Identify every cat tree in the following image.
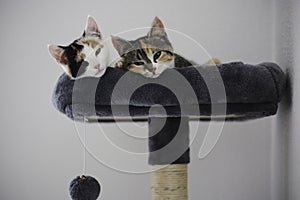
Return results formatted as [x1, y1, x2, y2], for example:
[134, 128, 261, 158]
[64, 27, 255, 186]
[52, 62, 285, 199]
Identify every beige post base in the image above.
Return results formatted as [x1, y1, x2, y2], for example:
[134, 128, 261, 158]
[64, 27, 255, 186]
[151, 164, 188, 200]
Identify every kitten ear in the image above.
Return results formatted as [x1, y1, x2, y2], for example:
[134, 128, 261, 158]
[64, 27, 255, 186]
[148, 16, 167, 37]
[111, 35, 132, 56]
[48, 45, 67, 65]
[84, 15, 102, 39]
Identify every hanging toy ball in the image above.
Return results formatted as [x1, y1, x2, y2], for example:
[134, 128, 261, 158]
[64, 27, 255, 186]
[69, 175, 101, 200]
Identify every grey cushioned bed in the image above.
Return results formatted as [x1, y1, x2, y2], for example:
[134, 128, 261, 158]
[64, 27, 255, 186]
[52, 62, 286, 122]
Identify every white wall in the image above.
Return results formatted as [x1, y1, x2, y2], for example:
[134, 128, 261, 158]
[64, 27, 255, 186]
[273, 0, 300, 199]
[0, 0, 274, 199]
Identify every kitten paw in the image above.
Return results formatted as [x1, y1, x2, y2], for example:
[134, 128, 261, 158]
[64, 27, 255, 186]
[206, 58, 221, 65]
[115, 58, 125, 68]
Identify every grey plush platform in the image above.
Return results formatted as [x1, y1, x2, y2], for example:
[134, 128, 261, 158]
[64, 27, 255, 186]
[52, 62, 286, 122]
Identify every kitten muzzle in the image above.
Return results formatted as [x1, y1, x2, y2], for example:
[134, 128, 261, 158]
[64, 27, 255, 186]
[94, 64, 101, 69]
[94, 64, 103, 75]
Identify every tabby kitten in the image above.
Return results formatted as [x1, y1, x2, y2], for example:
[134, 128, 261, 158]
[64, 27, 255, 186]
[111, 17, 192, 78]
[48, 16, 109, 79]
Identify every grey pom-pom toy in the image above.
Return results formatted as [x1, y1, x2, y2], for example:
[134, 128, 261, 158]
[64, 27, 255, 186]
[69, 175, 101, 200]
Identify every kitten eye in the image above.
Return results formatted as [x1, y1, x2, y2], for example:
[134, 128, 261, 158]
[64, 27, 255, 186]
[81, 61, 89, 67]
[153, 51, 162, 63]
[134, 61, 145, 66]
[95, 48, 101, 56]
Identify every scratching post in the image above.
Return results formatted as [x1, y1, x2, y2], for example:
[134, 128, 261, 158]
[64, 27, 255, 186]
[151, 164, 188, 200]
[149, 117, 189, 199]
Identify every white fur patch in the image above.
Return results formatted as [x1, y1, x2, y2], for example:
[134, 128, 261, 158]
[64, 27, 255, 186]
[75, 41, 110, 79]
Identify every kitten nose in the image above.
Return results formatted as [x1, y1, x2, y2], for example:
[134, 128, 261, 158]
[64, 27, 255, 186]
[152, 67, 157, 74]
[145, 63, 153, 71]
[94, 64, 100, 69]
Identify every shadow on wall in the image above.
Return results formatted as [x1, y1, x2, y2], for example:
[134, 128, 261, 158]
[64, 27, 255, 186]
[272, 0, 299, 200]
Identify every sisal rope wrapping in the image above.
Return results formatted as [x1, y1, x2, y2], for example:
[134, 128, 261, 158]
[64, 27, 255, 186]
[151, 164, 188, 200]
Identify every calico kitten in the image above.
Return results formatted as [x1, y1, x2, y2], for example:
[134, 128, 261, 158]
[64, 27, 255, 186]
[48, 16, 109, 79]
[111, 17, 192, 78]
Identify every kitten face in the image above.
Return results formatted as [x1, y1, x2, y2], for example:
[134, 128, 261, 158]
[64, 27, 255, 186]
[48, 16, 108, 79]
[112, 17, 175, 78]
